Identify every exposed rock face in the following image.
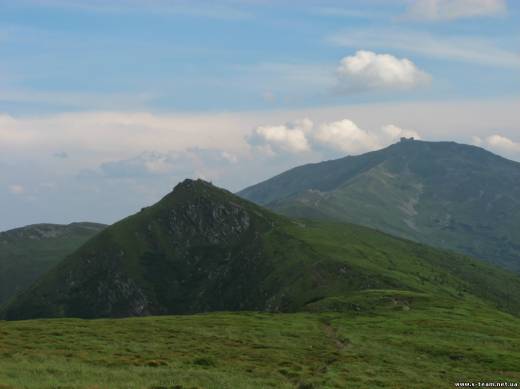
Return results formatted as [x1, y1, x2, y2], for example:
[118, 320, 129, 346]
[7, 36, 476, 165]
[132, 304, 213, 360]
[63, 247, 152, 318]
[4, 179, 520, 321]
[168, 198, 251, 245]
[1, 180, 293, 319]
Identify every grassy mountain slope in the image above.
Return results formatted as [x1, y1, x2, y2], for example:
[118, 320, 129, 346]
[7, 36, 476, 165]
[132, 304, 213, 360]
[3, 179, 520, 320]
[0, 222, 106, 305]
[239, 139, 520, 271]
[0, 303, 519, 388]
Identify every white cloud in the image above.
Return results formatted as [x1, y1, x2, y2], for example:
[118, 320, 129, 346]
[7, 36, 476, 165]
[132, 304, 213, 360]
[486, 134, 520, 152]
[8, 184, 25, 195]
[472, 136, 484, 146]
[405, 0, 507, 21]
[313, 120, 421, 155]
[329, 30, 520, 68]
[1, 101, 517, 169]
[249, 117, 422, 156]
[381, 124, 421, 141]
[1, 99, 519, 230]
[336, 50, 431, 92]
[474, 134, 520, 157]
[250, 118, 313, 153]
[314, 119, 381, 154]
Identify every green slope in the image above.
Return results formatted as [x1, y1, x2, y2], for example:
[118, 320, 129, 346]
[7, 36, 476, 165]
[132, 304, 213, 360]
[0, 304, 519, 388]
[3, 179, 520, 320]
[0, 222, 106, 305]
[239, 139, 520, 271]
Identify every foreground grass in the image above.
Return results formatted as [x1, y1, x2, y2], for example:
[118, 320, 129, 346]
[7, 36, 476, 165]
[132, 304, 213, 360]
[0, 296, 519, 389]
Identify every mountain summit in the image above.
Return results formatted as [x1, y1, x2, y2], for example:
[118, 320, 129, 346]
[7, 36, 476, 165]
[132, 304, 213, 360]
[239, 139, 520, 271]
[4, 178, 520, 320]
[4, 180, 342, 319]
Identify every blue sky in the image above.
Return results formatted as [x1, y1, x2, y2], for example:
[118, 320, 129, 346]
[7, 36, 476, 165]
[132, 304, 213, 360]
[1, 0, 519, 230]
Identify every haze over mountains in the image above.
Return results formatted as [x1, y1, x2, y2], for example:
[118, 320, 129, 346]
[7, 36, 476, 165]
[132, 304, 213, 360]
[3, 178, 520, 321]
[240, 139, 520, 271]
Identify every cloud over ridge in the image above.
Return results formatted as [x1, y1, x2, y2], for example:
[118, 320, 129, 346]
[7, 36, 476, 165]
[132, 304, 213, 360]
[250, 116, 421, 156]
[473, 134, 520, 157]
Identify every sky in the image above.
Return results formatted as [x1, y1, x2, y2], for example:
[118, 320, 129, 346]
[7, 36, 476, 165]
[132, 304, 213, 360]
[1, 0, 519, 230]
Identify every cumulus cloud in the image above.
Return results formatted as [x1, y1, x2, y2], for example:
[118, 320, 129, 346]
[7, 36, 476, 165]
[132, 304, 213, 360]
[336, 50, 431, 93]
[314, 119, 380, 154]
[486, 134, 520, 152]
[473, 134, 520, 157]
[381, 124, 421, 141]
[405, 0, 507, 21]
[1, 102, 518, 230]
[249, 118, 313, 154]
[313, 121, 421, 154]
[249, 117, 421, 156]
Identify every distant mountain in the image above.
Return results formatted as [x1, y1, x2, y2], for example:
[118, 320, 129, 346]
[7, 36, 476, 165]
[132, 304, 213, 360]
[3, 179, 520, 320]
[239, 139, 520, 271]
[0, 222, 106, 305]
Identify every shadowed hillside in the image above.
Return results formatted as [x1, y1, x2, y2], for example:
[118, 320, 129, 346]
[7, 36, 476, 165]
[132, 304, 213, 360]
[3, 179, 520, 320]
[0, 222, 106, 305]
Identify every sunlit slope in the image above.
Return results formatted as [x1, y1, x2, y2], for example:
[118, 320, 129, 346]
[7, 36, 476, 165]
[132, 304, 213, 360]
[0, 302, 519, 388]
[3, 179, 520, 320]
[239, 139, 520, 271]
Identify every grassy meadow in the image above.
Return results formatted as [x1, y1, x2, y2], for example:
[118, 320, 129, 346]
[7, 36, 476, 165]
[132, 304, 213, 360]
[1, 294, 519, 389]
[2, 183, 520, 388]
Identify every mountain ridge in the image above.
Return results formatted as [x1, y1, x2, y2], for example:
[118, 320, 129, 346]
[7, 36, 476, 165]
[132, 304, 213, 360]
[3, 178, 520, 320]
[239, 139, 520, 271]
[0, 222, 105, 236]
